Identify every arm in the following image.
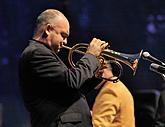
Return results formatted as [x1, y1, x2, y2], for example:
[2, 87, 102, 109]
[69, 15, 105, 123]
[20, 38, 108, 94]
[28, 46, 100, 89]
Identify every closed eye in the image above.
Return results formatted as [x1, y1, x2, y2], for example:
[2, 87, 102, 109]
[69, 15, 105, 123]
[61, 32, 69, 39]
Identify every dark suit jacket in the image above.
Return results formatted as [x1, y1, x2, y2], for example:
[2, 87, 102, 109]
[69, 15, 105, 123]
[154, 90, 165, 127]
[19, 40, 100, 127]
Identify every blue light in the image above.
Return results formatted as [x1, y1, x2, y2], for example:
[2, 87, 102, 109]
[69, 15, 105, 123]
[1, 57, 9, 65]
[79, 10, 89, 28]
[147, 22, 157, 34]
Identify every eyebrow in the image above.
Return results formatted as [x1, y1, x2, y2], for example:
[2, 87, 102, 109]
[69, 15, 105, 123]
[62, 32, 69, 38]
[64, 31, 69, 37]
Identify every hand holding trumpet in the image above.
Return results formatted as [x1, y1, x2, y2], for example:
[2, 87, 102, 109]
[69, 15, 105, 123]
[86, 38, 109, 57]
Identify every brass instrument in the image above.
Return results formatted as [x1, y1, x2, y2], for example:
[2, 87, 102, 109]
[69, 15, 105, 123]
[62, 43, 143, 82]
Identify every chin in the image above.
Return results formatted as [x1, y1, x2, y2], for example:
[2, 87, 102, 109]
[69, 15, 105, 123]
[52, 46, 60, 53]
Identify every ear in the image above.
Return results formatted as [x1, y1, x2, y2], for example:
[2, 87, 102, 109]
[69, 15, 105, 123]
[42, 24, 52, 38]
[45, 24, 52, 35]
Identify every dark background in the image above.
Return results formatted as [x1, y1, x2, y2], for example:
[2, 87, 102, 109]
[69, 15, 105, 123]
[0, 0, 164, 126]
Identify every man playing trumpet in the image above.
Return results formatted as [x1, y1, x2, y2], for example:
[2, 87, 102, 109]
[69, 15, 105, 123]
[18, 9, 108, 127]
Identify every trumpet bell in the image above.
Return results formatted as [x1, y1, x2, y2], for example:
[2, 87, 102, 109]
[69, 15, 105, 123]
[103, 49, 143, 75]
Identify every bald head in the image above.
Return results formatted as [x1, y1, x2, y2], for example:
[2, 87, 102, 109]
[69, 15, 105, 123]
[33, 9, 70, 52]
[34, 9, 68, 35]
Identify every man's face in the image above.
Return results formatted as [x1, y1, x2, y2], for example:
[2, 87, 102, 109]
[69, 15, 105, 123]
[49, 17, 70, 53]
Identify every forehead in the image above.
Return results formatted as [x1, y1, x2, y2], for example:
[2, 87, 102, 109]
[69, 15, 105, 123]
[53, 16, 70, 35]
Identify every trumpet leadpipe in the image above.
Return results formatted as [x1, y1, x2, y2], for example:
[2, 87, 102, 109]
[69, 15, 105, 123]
[62, 45, 85, 55]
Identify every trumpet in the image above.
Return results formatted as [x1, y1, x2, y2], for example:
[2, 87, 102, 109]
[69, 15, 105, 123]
[62, 43, 143, 82]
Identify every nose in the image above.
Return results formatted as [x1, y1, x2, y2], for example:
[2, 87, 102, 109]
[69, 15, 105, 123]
[63, 38, 67, 45]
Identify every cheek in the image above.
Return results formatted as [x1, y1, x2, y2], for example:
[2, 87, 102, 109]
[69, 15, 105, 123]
[50, 34, 57, 44]
[51, 36, 61, 48]
[52, 34, 62, 43]
[52, 36, 57, 43]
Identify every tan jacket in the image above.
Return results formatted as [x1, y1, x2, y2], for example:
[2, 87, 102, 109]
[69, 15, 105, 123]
[92, 80, 135, 127]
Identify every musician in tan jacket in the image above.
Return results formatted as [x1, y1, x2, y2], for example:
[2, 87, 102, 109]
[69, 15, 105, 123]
[92, 64, 135, 127]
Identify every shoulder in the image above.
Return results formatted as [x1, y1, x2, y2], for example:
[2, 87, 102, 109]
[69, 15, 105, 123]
[102, 80, 125, 92]
[100, 80, 131, 97]
[21, 40, 53, 58]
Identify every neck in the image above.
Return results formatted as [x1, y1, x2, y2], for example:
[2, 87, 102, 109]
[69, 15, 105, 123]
[31, 38, 52, 51]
